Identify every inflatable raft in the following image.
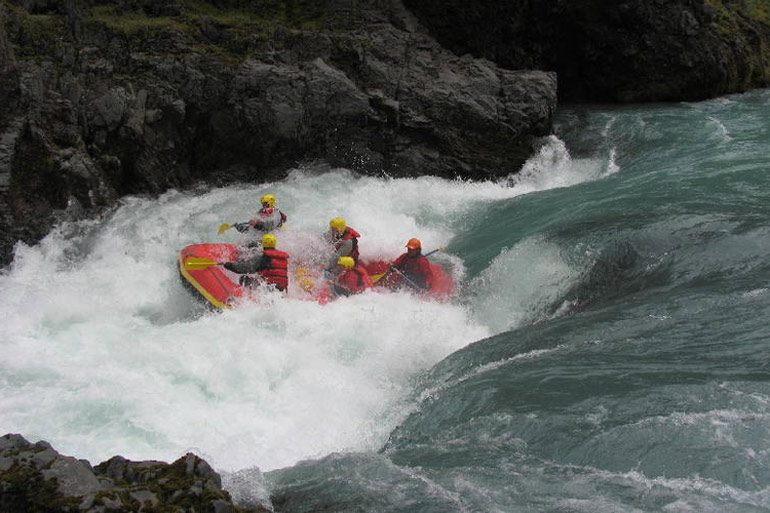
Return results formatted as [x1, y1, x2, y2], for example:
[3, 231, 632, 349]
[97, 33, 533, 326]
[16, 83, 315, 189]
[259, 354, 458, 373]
[179, 243, 455, 309]
[179, 243, 245, 309]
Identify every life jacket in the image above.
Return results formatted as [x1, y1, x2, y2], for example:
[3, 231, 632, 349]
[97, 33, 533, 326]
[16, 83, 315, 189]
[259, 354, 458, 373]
[257, 248, 289, 289]
[397, 253, 422, 275]
[335, 227, 360, 262]
[338, 264, 374, 294]
[395, 253, 431, 289]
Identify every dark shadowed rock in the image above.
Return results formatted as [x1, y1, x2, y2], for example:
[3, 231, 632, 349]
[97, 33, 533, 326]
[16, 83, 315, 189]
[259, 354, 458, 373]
[0, 0, 557, 265]
[403, 0, 770, 102]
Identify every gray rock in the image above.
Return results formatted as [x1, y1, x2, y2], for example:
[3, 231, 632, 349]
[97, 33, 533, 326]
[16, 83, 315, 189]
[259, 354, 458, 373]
[1, 433, 255, 512]
[129, 489, 159, 510]
[41, 455, 103, 497]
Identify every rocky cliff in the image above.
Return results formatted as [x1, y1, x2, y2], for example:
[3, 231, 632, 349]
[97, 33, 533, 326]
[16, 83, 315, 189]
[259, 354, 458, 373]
[3, 1, 770, 264]
[404, 0, 770, 102]
[0, 0, 557, 265]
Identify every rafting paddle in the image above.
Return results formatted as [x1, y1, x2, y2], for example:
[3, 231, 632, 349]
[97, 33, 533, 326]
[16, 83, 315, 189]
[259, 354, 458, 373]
[183, 257, 224, 271]
[388, 265, 424, 290]
[218, 222, 250, 235]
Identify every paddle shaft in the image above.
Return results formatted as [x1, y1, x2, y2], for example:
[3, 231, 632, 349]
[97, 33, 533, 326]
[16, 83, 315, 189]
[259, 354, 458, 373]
[184, 257, 225, 271]
[389, 265, 424, 290]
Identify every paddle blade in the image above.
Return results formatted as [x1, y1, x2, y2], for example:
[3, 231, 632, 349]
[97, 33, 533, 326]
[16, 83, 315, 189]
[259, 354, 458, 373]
[295, 267, 315, 293]
[218, 224, 232, 235]
[184, 257, 220, 271]
[371, 273, 386, 284]
[424, 246, 445, 258]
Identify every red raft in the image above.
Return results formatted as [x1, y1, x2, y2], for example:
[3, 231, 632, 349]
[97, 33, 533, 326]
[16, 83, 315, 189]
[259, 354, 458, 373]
[361, 259, 455, 300]
[179, 244, 245, 309]
[179, 243, 455, 309]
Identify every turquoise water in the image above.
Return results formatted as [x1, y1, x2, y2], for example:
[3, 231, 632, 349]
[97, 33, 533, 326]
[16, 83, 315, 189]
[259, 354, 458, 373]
[1, 90, 769, 511]
[266, 91, 770, 511]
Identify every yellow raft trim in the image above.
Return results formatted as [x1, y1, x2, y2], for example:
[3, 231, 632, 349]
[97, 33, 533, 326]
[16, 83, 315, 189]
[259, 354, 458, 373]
[178, 252, 232, 309]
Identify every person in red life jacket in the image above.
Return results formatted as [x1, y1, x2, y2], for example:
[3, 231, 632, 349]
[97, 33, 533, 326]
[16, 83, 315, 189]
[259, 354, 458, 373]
[223, 233, 289, 292]
[331, 256, 374, 297]
[391, 238, 433, 291]
[325, 217, 361, 271]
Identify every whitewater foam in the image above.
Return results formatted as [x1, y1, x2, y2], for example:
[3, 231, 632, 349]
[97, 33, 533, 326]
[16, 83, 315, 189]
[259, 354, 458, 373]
[0, 157, 611, 472]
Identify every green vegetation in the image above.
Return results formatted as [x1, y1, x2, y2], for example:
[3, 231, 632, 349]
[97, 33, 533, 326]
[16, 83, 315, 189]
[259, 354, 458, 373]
[731, 0, 770, 24]
[704, 0, 770, 87]
[0, 461, 81, 511]
[705, 0, 770, 27]
[87, 1, 329, 34]
[82, 0, 330, 56]
[90, 6, 190, 34]
[14, 13, 66, 57]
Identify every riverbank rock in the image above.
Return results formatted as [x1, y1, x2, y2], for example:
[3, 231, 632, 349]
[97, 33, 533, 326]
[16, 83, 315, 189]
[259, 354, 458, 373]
[404, 0, 770, 102]
[0, 433, 271, 512]
[0, 0, 557, 265]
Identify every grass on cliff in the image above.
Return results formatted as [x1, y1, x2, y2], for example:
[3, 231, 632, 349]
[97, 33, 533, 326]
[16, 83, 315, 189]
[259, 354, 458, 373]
[15, 14, 63, 57]
[704, 0, 770, 87]
[84, 0, 327, 57]
[732, 0, 770, 24]
[89, 0, 326, 36]
[706, 0, 770, 26]
[7, 0, 329, 61]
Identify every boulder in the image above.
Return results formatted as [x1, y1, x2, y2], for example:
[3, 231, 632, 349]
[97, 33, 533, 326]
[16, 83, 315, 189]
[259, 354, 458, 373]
[0, 433, 270, 512]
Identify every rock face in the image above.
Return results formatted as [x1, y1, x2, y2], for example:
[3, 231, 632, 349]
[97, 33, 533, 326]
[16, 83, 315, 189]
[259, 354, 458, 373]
[403, 0, 770, 102]
[0, 433, 269, 512]
[0, 0, 557, 265]
[4, 0, 770, 266]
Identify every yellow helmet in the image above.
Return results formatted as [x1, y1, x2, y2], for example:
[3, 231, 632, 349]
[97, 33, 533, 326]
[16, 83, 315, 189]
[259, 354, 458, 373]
[337, 256, 355, 269]
[260, 194, 276, 207]
[262, 233, 277, 248]
[329, 217, 346, 232]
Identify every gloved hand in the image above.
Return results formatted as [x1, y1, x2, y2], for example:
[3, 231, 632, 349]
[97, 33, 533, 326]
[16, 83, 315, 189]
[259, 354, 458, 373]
[234, 223, 248, 233]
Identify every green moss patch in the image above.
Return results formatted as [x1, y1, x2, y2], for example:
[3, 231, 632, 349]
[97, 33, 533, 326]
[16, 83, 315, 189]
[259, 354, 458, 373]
[82, 1, 329, 57]
[0, 461, 81, 512]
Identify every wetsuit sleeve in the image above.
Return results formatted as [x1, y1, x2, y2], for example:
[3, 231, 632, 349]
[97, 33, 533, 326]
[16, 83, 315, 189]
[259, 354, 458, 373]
[223, 254, 264, 274]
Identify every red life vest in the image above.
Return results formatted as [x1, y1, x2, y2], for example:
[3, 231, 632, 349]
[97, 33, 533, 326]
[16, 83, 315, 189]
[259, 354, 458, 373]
[338, 265, 374, 294]
[393, 252, 432, 289]
[258, 248, 289, 289]
[335, 227, 360, 262]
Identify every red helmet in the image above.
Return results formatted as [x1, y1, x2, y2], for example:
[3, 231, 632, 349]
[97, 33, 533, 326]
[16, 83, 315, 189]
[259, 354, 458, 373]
[406, 238, 421, 250]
